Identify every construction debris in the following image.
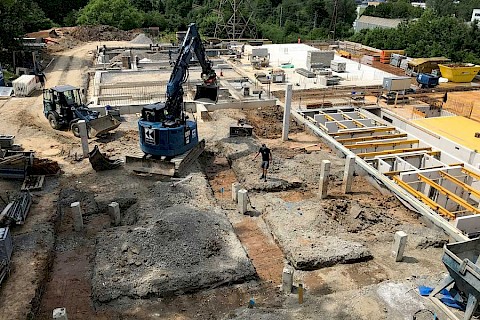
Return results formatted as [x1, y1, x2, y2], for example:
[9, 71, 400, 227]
[0, 227, 12, 286]
[88, 145, 123, 171]
[69, 25, 134, 42]
[21, 175, 45, 191]
[0, 192, 32, 226]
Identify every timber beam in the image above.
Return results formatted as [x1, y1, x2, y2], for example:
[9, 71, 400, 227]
[393, 176, 455, 219]
[336, 133, 408, 144]
[357, 147, 435, 158]
[328, 126, 396, 137]
[439, 171, 480, 199]
[417, 174, 480, 214]
[345, 139, 419, 150]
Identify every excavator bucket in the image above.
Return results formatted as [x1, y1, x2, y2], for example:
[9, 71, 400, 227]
[88, 115, 121, 137]
[194, 84, 218, 104]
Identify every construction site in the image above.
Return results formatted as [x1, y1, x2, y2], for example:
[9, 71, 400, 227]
[0, 25, 480, 320]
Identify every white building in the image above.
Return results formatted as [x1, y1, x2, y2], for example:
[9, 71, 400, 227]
[472, 9, 480, 22]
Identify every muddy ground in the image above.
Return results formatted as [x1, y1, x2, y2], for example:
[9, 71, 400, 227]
[0, 40, 458, 320]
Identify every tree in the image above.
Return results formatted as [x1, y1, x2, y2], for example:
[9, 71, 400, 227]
[35, 0, 88, 25]
[77, 0, 144, 30]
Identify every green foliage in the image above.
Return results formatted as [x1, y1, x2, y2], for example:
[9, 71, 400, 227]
[142, 11, 167, 29]
[426, 0, 480, 21]
[35, 0, 88, 25]
[77, 0, 144, 30]
[350, 10, 480, 64]
[0, 0, 53, 66]
[363, 1, 424, 19]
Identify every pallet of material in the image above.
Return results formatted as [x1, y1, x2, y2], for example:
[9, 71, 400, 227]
[0, 192, 32, 226]
[296, 68, 316, 78]
[21, 175, 45, 191]
[0, 155, 29, 179]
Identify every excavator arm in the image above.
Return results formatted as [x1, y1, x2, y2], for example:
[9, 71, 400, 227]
[165, 23, 218, 118]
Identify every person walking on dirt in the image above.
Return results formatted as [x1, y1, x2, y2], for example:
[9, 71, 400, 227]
[37, 72, 46, 88]
[252, 144, 272, 182]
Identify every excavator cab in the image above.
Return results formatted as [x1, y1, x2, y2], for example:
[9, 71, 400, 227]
[194, 84, 218, 104]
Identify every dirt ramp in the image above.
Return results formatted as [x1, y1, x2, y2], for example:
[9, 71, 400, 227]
[92, 206, 256, 302]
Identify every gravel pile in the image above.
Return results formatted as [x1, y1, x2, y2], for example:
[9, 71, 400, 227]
[130, 33, 153, 45]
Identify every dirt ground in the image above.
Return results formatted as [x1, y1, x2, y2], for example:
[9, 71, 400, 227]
[0, 40, 459, 320]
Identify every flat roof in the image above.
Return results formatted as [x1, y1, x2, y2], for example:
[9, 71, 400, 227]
[412, 116, 480, 150]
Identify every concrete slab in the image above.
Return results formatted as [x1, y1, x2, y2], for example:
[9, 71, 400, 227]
[92, 206, 256, 302]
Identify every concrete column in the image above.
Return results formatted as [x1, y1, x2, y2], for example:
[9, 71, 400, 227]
[70, 202, 83, 231]
[108, 202, 121, 226]
[282, 266, 294, 294]
[77, 120, 89, 158]
[342, 155, 355, 194]
[232, 183, 241, 202]
[237, 189, 248, 214]
[392, 231, 408, 262]
[53, 307, 68, 320]
[319, 160, 331, 199]
[282, 84, 293, 142]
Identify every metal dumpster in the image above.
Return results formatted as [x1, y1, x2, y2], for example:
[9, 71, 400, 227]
[430, 238, 480, 319]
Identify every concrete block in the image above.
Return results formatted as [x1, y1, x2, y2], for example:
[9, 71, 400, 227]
[232, 183, 241, 202]
[70, 202, 84, 231]
[237, 189, 248, 214]
[392, 231, 408, 262]
[282, 266, 294, 294]
[342, 155, 355, 194]
[52, 307, 68, 320]
[455, 215, 480, 236]
[77, 120, 89, 158]
[108, 202, 121, 226]
[196, 104, 211, 121]
[282, 84, 293, 141]
[319, 160, 331, 199]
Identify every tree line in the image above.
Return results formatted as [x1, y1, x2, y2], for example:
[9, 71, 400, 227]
[351, 10, 480, 64]
[1, 0, 480, 67]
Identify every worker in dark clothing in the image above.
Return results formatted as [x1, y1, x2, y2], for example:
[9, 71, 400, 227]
[252, 144, 272, 181]
[37, 72, 46, 88]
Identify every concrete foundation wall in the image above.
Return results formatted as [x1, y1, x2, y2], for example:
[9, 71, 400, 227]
[366, 109, 480, 168]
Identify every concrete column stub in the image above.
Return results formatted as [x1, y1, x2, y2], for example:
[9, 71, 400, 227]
[282, 266, 294, 294]
[232, 183, 241, 202]
[237, 189, 248, 214]
[342, 155, 355, 194]
[70, 202, 84, 231]
[392, 231, 408, 262]
[108, 202, 121, 226]
[53, 307, 68, 320]
[282, 84, 293, 142]
[319, 160, 331, 199]
[77, 120, 89, 158]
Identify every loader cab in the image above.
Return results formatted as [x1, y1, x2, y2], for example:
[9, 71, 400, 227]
[43, 85, 83, 118]
[43, 85, 96, 131]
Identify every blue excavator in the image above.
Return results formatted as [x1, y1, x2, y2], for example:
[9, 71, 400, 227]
[126, 23, 218, 176]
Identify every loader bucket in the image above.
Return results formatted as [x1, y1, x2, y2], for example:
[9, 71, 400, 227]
[88, 115, 121, 137]
[194, 84, 218, 104]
